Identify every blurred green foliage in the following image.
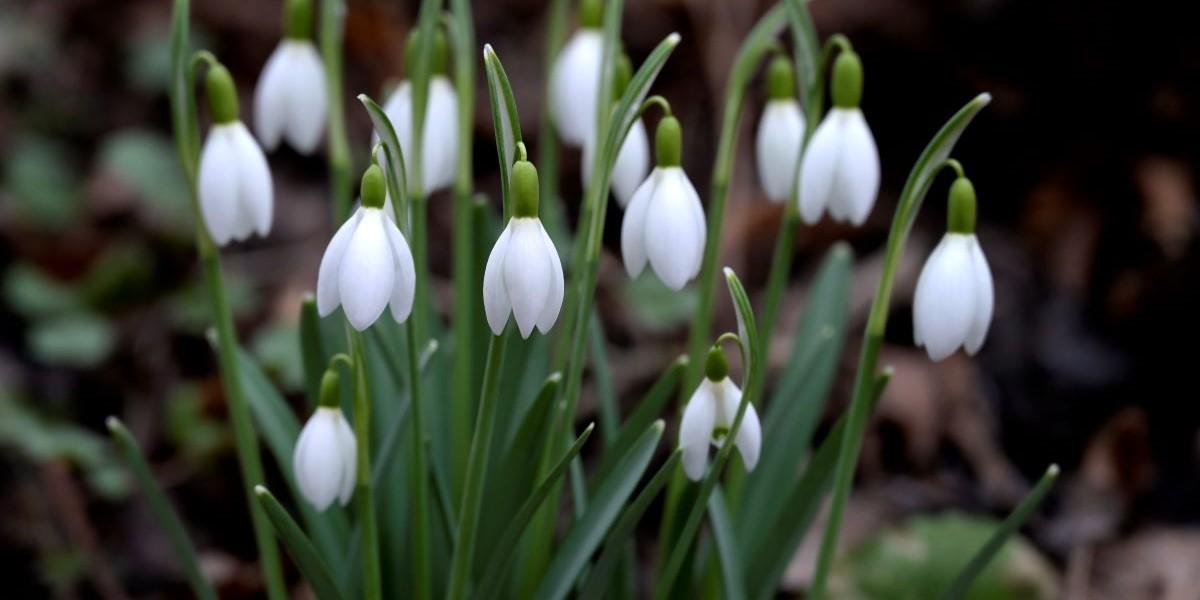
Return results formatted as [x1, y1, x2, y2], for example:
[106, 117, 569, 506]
[3, 135, 81, 231]
[621, 274, 698, 331]
[98, 129, 193, 236]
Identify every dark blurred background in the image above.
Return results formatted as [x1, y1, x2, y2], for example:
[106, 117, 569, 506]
[3, 0, 1200, 597]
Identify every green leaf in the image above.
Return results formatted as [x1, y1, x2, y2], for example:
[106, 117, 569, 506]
[300, 296, 326, 410]
[482, 44, 524, 220]
[533, 421, 665, 600]
[97, 128, 191, 234]
[784, 0, 822, 124]
[251, 324, 305, 394]
[28, 312, 115, 368]
[255, 486, 345, 600]
[475, 423, 596, 600]
[621, 274, 699, 331]
[708, 489, 746, 600]
[358, 94, 410, 230]
[579, 449, 682, 600]
[107, 417, 216, 600]
[590, 355, 686, 486]
[4, 263, 81, 319]
[3, 135, 81, 230]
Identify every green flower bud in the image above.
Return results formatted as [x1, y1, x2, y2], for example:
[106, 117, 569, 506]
[205, 63, 239, 124]
[284, 0, 312, 40]
[580, 0, 603, 29]
[947, 176, 977, 234]
[511, 160, 540, 218]
[705, 345, 729, 382]
[361, 165, 387, 209]
[655, 115, 682, 168]
[405, 28, 449, 76]
[318, 369, 340, 408]
[766, 55, 796, 100]
[831, 50, 863, 109]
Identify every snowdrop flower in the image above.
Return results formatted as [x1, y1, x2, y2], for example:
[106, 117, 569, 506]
[317, 165, 417, 331]
[913, 175, 994, 361]
[679, 345, 761, 481]
[197, 63, 273, 246]
[755, 55, 806, 202]
[253, 0, 327, 154]
[549, 0, 604, 147]
[380, 30, 458, 195]
[293, 369, 356, 511]
[797, 49, 880, 225]
[582, 54, 650, 207]
[483, 157, 564, 338]
[621, 114, 706, 290]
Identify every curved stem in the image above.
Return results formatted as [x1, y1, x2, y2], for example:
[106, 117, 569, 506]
[638, 94, 673, 118]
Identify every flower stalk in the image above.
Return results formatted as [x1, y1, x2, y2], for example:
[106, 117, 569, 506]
[346, 330, 382, 600]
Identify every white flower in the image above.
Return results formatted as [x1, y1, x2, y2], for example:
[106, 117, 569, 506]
[549, 29, 603, 147]
[316, 205, 416, 331]
[253, 40, 327, 154]
[679, 375, 761, 481]
[293, 407, 356, 511]
[380, 76, 459, 195]
[582, 118, 651, 207]
[197, 121, 273, 245]
[621, 166, 706, 290]
[913, 233, 994, 361]
[483, 217, 564, 338]
[796, 107, 880, 225]
[755, 99, 805, 202]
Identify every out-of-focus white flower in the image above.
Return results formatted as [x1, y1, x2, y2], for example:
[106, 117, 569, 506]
[254, 40, 327, 154]
[913, 176, 993, 361]
[483, 160, 563, 338]
[549, 0, 605, 147]
[679, 346, 761, 481]
[198, 64, 273, 246]
[380, 75, 459, 195]
[755, 56, 805, 202]
[294, 405, 356, 511]
[797, 50, 879, 225]
[317, 166, 416, 331]
[621, 115, 705, 290]
[582, 118, 651, 207]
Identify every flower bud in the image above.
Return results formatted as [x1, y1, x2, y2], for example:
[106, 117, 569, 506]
[580, 0, 603, 28]
[831, 50, 863, 109]
[655, 115, 682, 168]
[511, 160, 540, 218]
[284, 0, 312, 40]
[318, 369, 340, 408]
[947, 176, 977, 234]
[766, 55, 796, 101]
[705, 345, 729, 382]
[361, 164, 387, 209]
[206, 63, 239, 124]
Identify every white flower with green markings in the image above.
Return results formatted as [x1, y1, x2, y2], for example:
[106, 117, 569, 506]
[582, 53, 650, 207]
[293, 370, 356, 511]
[679, 345, 761, 481]
[549, 0, 605, 147]
[381, 30, 459, 195]
[755, 55, 806, 203]
[253, 0, 326, 154]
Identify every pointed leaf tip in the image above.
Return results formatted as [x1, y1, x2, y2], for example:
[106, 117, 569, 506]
[105, 416, 120, 432]
[1046, 464, 1060, 478]
[254, 484, 268, 496]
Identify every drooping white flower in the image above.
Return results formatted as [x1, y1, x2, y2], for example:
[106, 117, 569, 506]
[755, 55, 806, 202]
[293, 406, 356, 511]
[317, 166, 416, 331]
[621, 116, 706, 290]
[198, 64, 273, 246]
[549, 26, 604, 147]
[483, 160, 564, 338]
[796, 50, 879, 225]
[380, 75, 459, 195]
[679, 347, 761, 481]
[581, 118, 651, 207]
[913, 177, 993, 361]
[253, 40, 327, 154]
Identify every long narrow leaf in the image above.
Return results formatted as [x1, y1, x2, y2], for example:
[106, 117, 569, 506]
[708, 489, 746, 600]
[255, 486, 345, 600]
[590, 355, 686, 487]
[358, 94, 411, 231]
[300, 296, 326, 410]
[482, 45, 524, 219]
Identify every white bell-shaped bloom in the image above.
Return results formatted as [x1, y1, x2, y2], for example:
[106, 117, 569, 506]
[679, 373, 761, 481]
[253, 40, 327, 154]
[317, 167, 416, 331]
[293, 407, 356, 511]
[483, 217, 564, 338]
[755, 99, 805, 202]
[380, 75, 460, 195]
[621, 166, 706, 290]
[913, 233, 994, 361]
[796, 107, 879, 225]
[582, 119, 651, 207]
[549, 29, 604, 147]
[198, 121, 273, 245]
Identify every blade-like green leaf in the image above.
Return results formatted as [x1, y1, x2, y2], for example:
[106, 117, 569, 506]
[590, 355, 686, 487]
[482, 45, 524, 220]
[533, 421, 665, 600]
[255, 486, 345, 600]
[784, 0, 821, 124]
[579, 449, 682, 600]
[406, 0, 442, 197]
[938, 464, 1060, 600]
[476, 423, 597, 600]
[300, 295, 325, 410]
[708, 489, 746, 600]
[358, 93, 410, 226]
[108, 417, 216, 600]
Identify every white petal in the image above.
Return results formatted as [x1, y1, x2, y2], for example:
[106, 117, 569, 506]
[720, 379, 761, 471]
[679, 381, 717, 481]
[503, 219, 553, 338]
[421, 77, 459, 193]
[282, 42, 328, 155]
[832, 109, 880, 226]
[620, 170, 657, 278]
[679, 171, 707, 279]
[229, 122, 273, 239]
[964, 236, 994, 354]
[913, 234, 975, 361]
[333, 411, 357, 506]
[382, 81, 415, 175]
[549, 30, 603, 147]
[797, 111, 842, 225]
[294, 410, 343, 511]
[645, 168, 704, 290]
[253, 43, 291, 151]
[338, 209, 395, 331]
[197, 126, 239, 245]
[610, 119, 651, 207]
[536, 223, 564, 333]
[316, 209, 362, 316]
[755, 100, 806, 202]
[384, 218, 417, 323]
[482, 222, 514, 335]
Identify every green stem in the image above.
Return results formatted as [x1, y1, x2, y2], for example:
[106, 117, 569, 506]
[446, 333, 509, 600]
[321, 0, 351, 222]
[348, 330, 382, 600]
[403, 320, 433, 600]
[412, 193, 432, 344]
[535, 0, 572, 250]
